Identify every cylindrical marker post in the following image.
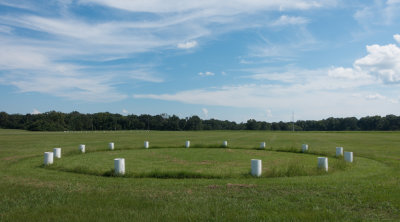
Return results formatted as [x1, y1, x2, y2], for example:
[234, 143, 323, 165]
[109, 142, 114, 150]
[144, 141, 149, 149]
[44, 152, 54, 165]
[185, 140, 190, 148]
[302, 144, 308, 152]
[344, 152, 353, 163]
[79, 144, 85, 153]
[223, 141, 228, 147]
[336, 147, 343, 157]
[251, 159, 262, 177]
[317, 157, 328, 172]
[260, 142, 266, 149]
[53, 148, 61, 158]
[114, 158, 125, 175]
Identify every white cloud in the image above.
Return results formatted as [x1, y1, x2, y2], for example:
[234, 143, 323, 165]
[266, 109, 272, 118]
[269, 15, 309, 26]
[133, 82, 399, 121]
[0, 43, 128, 102]
[244, 25, 317, 62]
[0, 45, 52, 70]
[322, 39, 400, 84]
[202, 108, 208, 118]
[134, 36, 400, 121]
[128, 68, 164, 83]
[365, 93, 386, 100]
[31, 108, 41, 115]
[354, 0, 400, 26]
[0, 0, 338, 104]
[177, 41, 198, 49]
[394, 34, 400, 44]
[79, 0, 333, 13]
[0, 25, 12, 34]
[364, 93, 398, 104]
[198, 71, 215, 76]
[2, 73, 127, 102]
[122, 109, 129, 115]
[328, 67, 368, 80]
[354, 44, 400, 83]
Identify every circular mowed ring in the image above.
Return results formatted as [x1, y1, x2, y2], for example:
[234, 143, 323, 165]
[45, 148, 353, 179]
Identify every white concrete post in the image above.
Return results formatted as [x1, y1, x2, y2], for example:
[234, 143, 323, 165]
[317, 157, 328, 172]
[302, 144, 308, 152]
[44, 152, 54, 165]
[79, 144, 85, 153]
[260, 142, 266, 149]
[336, 147, 343, 157]
[53, 148, 61, 158]
[114, 158, 125, 175]
[144, 141, 149, 149]
[344, 152, 353, 163]
[223, 141, 228, 147]
[185, 140, 190, 148]
[251, 159, 262, 177]
[109, 142, 114, 150]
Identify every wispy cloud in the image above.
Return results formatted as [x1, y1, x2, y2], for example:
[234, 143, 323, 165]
[269, 15, 309, 26]
[177, 41, 198, 49]
[198, 71, 215, 77]
[79, 0, 333, 13]
[354, 0, 400, 27]
[0, 25, 12, 34]
[365, 93, 386, 100]
[134, 36, 400, 120]
[128, 68, 164, 83]
[395, 34, 400, 44]
[202, 108, 209, 118]
[31, 108, 41, 115]
[0, 1, 330, 103]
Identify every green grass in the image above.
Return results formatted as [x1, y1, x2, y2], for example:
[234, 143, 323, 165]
[44, 148, 349, 179]
[0, 130, 400, 221]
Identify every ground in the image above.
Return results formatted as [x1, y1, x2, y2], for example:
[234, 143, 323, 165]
[0, 130, 399, 221]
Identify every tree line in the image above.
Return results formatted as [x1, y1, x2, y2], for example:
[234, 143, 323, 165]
[0, 111, 399, 131]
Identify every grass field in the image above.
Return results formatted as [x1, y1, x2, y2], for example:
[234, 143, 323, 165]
[0, 130, 399, 221]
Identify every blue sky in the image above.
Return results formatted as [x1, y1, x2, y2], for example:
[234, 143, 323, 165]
[1, 0, 400, 122]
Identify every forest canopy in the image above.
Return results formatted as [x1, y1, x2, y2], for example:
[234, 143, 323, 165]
[0, 111, 399, 131]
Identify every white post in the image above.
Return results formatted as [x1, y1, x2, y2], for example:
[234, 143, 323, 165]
[114, 158, 125, 175]
[79, 144, 85, 153]
[302, 144, 308, 152]
[223, 141, 228, 147]
[251, 159, 262, 177]
[317, 157, 328, 172]
[109, 142, 114, 150]
[144, 141, 149, 149]
[260, 142, 266, 149]
[53, 148, 61, 158]
[44, 152, 54, 165]
[336, 147, 343, 157]
[344, 152, 353, 163]
[185, 140, 190, 148]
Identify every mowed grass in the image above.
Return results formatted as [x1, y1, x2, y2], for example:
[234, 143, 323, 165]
[47, 148, 348, 178]
[0, 129, 399, 221]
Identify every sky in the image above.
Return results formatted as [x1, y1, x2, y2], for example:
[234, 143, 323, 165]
[1, 0, 400, 122]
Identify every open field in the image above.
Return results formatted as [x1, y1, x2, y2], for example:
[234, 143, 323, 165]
[0, 130, 399, 221]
